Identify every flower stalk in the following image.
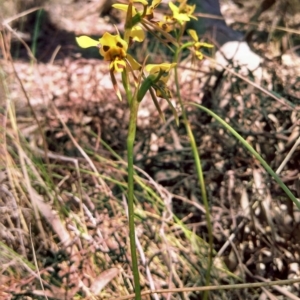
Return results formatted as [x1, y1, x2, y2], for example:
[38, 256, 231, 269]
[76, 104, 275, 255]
[174, 45, 213, 300]
[76, 2, 213, 299]
[126, 92, 142, 300]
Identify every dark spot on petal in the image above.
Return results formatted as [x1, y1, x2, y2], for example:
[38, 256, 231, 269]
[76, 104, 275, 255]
[103, 45, 110, 52]
[116, 42, 123, 48]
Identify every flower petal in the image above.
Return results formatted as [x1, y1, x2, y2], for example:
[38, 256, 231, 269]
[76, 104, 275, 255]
[169, 2, 179, 13]
[110, 69, 122, 101]
[195, 50, 204, 60]
[112, 3, 139, 15]
[127, 54, 141, 71]
[146, 0, 162, 16]
[169, 1, 196, 24]
[145, 63, 177, 83]
[145, 62, 177, 74]
[110, 59, 127, 73]
[187, 29, 198, 42]
[195, 42, 214, 48]
[76, 36, 100, 48]
[130, 25, 145, 42]
[135, 0, 148, 5]
[154, 81, 172, 98]
[157, 19, 174, 33]
[151, 0, 162, 9]
[99, 32, 128, 61]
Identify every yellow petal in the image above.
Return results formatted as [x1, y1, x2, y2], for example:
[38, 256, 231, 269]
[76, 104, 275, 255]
[127, 54, 141, 71]
[145, 63, 177, 84]
[169, 2, 191, 24]
[157, 20, 174, 33]
[110, 69, 122, 101]
[99, 32, 128, 61]
[175, 13, 190, 23]
[145, 63, 177, 74]
[76, 36, 99, 48]
[145, 64, 159, 74]
[112, 3, 138, 15]
[187, 29, 198, 42]
[112, 3, 128, 12]
[130, 25, 145, 42]
[195, 50, 204, 60]
[183, 3, 196, 16]
[154, 81, 172, 98]
[135, 0, 148, 5]
[169, 2, 179, 14]
[111, 59, 127, 73]
[195, 42, 214, 48]
[146, 0, 161, 16]
[151, 0, 162, 9]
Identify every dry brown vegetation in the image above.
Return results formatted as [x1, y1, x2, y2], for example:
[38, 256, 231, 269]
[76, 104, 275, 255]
[1, 0, 300, 299]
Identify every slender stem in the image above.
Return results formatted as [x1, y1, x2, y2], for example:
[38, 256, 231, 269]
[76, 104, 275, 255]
[108, 277, 300, 299]
[173, 48, 213, 299]
[126, 83, 141, 299]
[32, 9, 43, 58]
[122, 15, 140, 293]
[189, 103, 300, 210]
[122, 70, 133, 104]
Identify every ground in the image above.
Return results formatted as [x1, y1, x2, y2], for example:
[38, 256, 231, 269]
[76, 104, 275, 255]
[1, 0, 300, 299]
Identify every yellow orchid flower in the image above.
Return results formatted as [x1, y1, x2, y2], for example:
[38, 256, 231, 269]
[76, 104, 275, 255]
[114, 0, 160, 19]
[99, 32, 128, 63]
[156, 16, 174, 33]
[113, 2, 148, 43]
[145, 0, 162, 19]
[112, 0, 149, 18]
[187, 29, 213, 60]
[146, 62, 176, 82]
[113, 0, 176, 38]
[76, 33, 128, 71]
[145, 62, 177, 98]
[77, 33, 141, 71]
[113, 0, 163, 25]
[76, 33, 140, 100]
[169, 1, 197, 25]
[178, 0, 196, 17]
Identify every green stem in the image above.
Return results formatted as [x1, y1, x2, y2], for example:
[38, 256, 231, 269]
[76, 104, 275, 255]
[189, 103, 300, 210]
[125, 72, 141, 299]
[122, 70, 133, 104]
[32, 9, 43, 59]
[173, 48, 213, 298]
